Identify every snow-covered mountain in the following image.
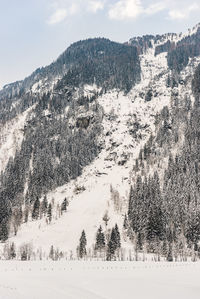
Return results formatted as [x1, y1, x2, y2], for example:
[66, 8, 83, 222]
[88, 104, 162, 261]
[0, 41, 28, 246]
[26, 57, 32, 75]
[1, 23, 200, 260]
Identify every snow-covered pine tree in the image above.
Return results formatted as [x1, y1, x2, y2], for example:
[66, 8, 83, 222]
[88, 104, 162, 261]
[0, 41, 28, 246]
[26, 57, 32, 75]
[107, 228, 116, 260]
[123, 213, 129, 230]
[79, 230, 87, 258]
[10, 242, 16, 259]
[61, 198, 69, 214]
[95, 226, 106, 250]
[49, 245, 54, 260]
[47, 203, 52, 223]
[103, 211, 110, 227]
[107, 225, 121, 260]
[114, 224, 121, 248]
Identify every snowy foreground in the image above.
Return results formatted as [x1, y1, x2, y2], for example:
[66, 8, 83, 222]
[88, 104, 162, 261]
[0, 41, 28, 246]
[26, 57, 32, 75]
[0, 261, 200, 299]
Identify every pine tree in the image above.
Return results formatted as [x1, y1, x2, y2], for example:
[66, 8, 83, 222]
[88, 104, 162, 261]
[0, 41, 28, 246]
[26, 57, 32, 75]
[166, 74, 171, 88]
[21, 250, 27, 261]
[135, 158, 139, 172]
[12, 207, 23, 236]
[24, 206, 29, 223]
[10, 242, 16, 259]
[103, 211, 110, 226]
[49, 245, 54, 260]
[47, 203, 52, 223]
[41, 195, 48, 216]
[114, 224, 121, 248]
[61, 198, 68, 214]
[79, 230, 87, 258]
[0, 219, 9, 241]
[95, 226, 105, 250]
[123, 213, 129, 229]
[107, 225, 121, 260]
[167, 243, 173, 262]
[32, 197, 40, 220]
[107, 228, 117, 260]
[143, 144, 148, 160]
[17, 207, 23, 225]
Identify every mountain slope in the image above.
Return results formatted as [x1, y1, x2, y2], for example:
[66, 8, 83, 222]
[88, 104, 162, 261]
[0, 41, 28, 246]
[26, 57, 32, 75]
[0, 24, 200, 260]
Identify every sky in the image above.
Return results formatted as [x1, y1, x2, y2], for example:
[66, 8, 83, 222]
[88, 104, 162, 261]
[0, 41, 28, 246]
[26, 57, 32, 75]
[0, 0, 200, 88]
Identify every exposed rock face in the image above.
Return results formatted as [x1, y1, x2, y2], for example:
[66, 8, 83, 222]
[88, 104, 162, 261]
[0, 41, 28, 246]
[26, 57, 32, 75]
[76, 116, 91, 129]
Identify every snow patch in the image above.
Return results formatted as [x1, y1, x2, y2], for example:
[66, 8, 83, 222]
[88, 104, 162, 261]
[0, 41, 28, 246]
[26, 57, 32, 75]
[0, 107, 32, 172]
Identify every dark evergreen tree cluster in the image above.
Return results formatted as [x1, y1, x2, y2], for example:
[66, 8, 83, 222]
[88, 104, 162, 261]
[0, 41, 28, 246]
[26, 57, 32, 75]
[129, 33, 178, 55]
[167, 28, 200, 72]
[55, 38, 141, 93]
[155, 40, 173, 56]
[77, 225, 121, 260]
[133, 27, 200, 73]
[0, 90, 102, 240]
[127, 64, 200, 259]
[128, 174, 163, 247]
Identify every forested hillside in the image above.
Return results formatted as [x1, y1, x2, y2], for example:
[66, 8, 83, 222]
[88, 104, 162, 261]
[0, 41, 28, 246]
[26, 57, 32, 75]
[127, 61, 200, 261]
[0, 24, 200, 261]
[0, 38, 141, 242]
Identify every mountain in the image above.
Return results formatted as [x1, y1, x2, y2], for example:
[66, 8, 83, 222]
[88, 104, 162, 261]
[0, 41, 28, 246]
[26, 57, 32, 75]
[0, 23, 200, 261]
[0, 38, 140, 121]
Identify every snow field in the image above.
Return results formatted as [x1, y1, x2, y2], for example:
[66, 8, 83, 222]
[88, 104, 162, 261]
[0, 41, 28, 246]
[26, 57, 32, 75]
[0, 261, 199, 299]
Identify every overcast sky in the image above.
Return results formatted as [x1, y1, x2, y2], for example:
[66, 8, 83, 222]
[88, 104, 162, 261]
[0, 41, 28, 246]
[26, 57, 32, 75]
[0, 0, 200, 88]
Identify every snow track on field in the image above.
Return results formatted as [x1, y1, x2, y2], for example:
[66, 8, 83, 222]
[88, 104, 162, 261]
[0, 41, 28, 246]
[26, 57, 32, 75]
[0, 261, 199, 299]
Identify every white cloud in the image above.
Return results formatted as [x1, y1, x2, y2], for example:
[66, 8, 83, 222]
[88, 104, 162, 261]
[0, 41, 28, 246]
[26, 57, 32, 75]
[108, 0, 143, 20]
[168, 10, 187, 20]
[47, 0, 200, 24]
[107, 0, 167, 21]
[47, 0, 105, 24]
[69, 3, 80, 15]
[145, 2, 166, 15]
[87, 0, 105, 13]
[168, 3, 200, 20]
[47, 8, 68, 24]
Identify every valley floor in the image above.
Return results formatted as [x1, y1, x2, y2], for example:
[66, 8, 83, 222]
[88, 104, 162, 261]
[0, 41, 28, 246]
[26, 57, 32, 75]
[0, 261, 199, 299]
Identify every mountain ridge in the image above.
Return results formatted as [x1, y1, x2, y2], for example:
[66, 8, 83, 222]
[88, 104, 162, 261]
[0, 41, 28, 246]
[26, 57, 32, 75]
[2, 22, 200, 94]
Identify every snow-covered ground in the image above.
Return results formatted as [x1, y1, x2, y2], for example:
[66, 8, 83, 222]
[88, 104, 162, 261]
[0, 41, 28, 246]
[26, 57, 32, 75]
[0, 104, 36, 172]
[0, 108, 28, 171]
[0, 261, 199, 299]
